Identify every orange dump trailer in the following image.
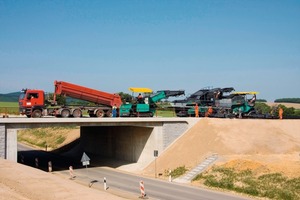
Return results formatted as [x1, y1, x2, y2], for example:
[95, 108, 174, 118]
[19, 80, 122, 118]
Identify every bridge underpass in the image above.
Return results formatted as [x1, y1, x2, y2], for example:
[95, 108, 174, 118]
[0, 118, 199, 169]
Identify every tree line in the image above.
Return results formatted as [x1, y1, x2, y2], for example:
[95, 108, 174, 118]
[274, 98, 300, 103]
[255, 102, 300, 118]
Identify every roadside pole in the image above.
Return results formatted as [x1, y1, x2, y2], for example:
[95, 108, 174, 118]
[69, 166, 75, 179]
[48, 161, 52, 172]
[35, 158, 39, 168]
[104, 177, 107, 190]
[169, 170, 172, 182]
[154, 150, 158, 178]
[139, 180, 146, 198]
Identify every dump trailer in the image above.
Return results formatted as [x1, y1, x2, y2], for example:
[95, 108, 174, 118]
[19, 80, 122, 118]
[119, 88, 185, 117]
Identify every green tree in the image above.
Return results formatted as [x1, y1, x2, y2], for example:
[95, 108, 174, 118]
[45, 93, 66, 106]
[278, 104, 295, 117]
[275, 98, 300, 103]
[118, 92, 132, 102]
[294, 109, 300, 116]
[254, 102, 271, 114]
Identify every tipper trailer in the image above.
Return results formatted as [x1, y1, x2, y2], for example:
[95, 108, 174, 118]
[19, 80, 122, 118]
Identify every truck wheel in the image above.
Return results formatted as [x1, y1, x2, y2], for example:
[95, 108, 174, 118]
[95, 109, 105, 118]
[106, 110, 112, 117]
[61, 109, 70, 118]
[72, 109, 82, 118]
[32, 109, 42, 118]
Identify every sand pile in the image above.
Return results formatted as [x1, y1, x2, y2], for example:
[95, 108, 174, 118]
[142, 118, 300, 177]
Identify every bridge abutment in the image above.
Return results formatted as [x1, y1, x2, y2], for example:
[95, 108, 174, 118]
[0, 124, 17, 161]
[0, 124, 5, 159]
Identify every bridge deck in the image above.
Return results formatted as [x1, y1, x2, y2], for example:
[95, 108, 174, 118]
[0, 117, 197, 125]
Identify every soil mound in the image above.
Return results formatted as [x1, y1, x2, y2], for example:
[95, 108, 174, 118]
[142, 118, 300, 177]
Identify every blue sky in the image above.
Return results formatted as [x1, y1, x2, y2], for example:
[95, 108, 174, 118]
[0, 0, 299, 101]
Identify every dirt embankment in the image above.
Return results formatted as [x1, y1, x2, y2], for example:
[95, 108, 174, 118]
[0, 158, 126, 200]
[142, 118, 300, 178]
[18, 127, 80, 151]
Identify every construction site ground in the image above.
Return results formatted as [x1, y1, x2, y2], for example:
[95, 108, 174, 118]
[142, 118, 300, 179]
[1, 118, 300, 200]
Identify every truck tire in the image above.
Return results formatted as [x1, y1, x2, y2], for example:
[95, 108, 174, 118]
[72, 108, 82, 118]
[106, 110, 112, 117]
[32, 109, 42, 118]
[61, 108, 70, 118]
[95, 109, 105, 118]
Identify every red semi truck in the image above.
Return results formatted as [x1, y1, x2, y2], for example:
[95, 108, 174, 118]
[19, 81, 122, 118]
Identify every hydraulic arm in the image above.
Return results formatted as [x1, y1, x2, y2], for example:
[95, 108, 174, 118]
[150, 90, 185, 103]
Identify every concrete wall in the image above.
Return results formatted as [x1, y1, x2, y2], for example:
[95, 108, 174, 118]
[0, 124, 5, 159]
[81, 126, 156, 163]
[6, 129, 17, 161]
[163, 122, 189, 149]
[80, 122, 189, 167]
[0, 124, 17, 161]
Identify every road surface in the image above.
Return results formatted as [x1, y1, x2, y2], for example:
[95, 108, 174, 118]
[64, 166, 250, 200]
[18, 143, 250, 200]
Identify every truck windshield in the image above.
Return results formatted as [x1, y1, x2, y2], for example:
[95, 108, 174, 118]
[19, 93, 25, 100]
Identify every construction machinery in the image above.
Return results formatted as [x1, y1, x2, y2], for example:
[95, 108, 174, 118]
[119, 88, 185, 117]
[19, 80, 122, 118]
[171, 87, 263, 118]
[171, 87, 235, 117]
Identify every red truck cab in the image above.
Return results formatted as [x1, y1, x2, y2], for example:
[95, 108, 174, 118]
[19, 89, 45, 117]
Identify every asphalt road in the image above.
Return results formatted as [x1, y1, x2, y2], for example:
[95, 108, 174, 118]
[18, 143, 250, 200]
[68, 167, 250, 200]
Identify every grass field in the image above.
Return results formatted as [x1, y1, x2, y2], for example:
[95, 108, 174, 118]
[0, 102, 19, 114]
[0, 102, 18, 107]
[155, 109, 177, 117]
[193, 166, 300, 200]
[267, 102, 300, 109]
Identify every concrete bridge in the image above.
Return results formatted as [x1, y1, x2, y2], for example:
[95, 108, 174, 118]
[0, 117, 199, 168]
